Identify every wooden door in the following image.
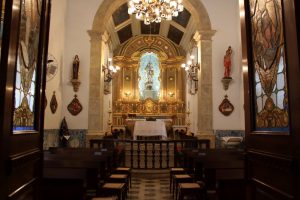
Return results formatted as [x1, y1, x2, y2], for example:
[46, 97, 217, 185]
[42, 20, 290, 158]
[240, 0, 300, 199]
[0, 0, 51, 199]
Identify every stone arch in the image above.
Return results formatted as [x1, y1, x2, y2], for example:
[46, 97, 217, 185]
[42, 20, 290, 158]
[88, 0, 215, 135]
[92, 0, 212, 32]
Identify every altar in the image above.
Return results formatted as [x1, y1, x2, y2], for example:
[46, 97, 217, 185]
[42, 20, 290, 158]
[133, 121, 168, 140]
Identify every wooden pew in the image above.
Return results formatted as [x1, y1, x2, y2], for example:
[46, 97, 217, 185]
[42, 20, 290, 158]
[183, 149, 246, 200]
[41, 148, 113, 200]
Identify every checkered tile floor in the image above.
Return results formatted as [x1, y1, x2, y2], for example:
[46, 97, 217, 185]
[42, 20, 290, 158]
[127, 170, 173, 200]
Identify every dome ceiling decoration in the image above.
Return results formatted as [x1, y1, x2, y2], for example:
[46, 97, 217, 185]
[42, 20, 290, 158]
[107, 3, 195, 52]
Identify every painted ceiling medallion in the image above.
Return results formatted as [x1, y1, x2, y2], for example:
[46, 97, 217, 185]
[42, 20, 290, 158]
[67, 94, 83, 116]
[50, 91, 58, 114]
[219, 95, 234, 116]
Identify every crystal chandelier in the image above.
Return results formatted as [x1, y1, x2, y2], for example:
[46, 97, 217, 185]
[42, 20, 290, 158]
[128, 0, 184, 25]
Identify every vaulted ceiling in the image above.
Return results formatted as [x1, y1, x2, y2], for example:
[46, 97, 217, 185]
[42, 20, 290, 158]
[106, 3, 197, 52]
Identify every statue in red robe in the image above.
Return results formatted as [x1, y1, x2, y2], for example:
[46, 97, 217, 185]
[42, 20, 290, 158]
[224, 46, 232, 78]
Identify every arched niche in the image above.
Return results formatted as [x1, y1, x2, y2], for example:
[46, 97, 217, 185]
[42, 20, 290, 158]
[111, 35, 186, 127]
[88, 0, 215, 136]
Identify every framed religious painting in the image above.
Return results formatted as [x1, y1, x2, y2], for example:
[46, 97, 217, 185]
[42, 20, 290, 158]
[67, 95, 83, 116]
[218, 95, 234, 116]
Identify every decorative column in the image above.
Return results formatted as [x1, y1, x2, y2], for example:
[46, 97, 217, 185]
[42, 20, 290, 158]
[87, 30, 109, 136]
[196, 30, 216, 136]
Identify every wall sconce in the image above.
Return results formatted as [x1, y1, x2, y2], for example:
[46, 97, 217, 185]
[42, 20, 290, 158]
[181, 55, 200, 95]
[168, 92, 175, 97]
[103, 58, 120, 83]
[103, 58, 120, 95]
[124, 91, 131, 97]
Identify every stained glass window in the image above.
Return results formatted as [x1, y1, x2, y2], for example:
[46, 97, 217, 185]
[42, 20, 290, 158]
[250, 0, 289, 131]
[139, 52, 160, 100]
[0, 0, 5, 60]
[13, 0, 41, 131]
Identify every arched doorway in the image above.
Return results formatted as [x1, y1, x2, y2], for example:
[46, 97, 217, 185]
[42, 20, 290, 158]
[87, 0, 215, 137]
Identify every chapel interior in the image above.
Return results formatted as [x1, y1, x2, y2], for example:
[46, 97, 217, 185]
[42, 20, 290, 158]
[0, 0, 300, 200]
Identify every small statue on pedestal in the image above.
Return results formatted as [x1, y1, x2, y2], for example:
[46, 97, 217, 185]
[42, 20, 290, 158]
[223, 46, 232, 78]
[145, 61, 154, 90]
[72, 55, 80, 80]
[221, 46, 233, 90]
[71, 55, 81, 92]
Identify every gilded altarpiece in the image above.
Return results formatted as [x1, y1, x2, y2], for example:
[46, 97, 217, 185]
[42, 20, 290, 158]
[112, 36, 186, 126]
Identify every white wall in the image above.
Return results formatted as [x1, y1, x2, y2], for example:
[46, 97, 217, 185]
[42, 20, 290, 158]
[63, 0, 103, 129]
[44, 0, 67, 129]
[46, 0, 245, 131]
[202, 0, 245, 130]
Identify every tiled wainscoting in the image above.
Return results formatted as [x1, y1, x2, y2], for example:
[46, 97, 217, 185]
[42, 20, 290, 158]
[214, 130, 245, 148]
[43, 129, 244, 150]
[43, 129, 87, 150]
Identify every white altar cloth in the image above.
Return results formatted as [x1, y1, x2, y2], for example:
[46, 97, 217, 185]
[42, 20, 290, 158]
[133, 121, 167, 140]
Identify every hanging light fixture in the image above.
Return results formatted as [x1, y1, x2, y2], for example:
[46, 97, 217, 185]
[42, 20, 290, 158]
[103, 58, 120, 83]
[128, 0, 184, 25]
[181, 55, 200, 76]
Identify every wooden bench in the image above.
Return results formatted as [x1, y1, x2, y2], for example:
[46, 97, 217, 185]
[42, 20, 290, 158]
[41, 148, 113, 199]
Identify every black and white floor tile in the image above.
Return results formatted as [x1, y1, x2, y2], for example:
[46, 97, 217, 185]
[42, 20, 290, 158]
[127, 170, 173, 200]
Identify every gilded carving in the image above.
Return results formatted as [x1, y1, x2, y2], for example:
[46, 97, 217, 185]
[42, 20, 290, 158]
[115, 35, 184, 58]
[113, 98, 184, 115]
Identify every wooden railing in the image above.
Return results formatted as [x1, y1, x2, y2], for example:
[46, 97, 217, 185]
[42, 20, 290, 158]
[89, 139, 210, 169]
